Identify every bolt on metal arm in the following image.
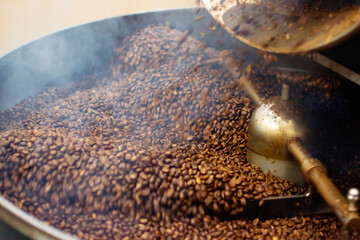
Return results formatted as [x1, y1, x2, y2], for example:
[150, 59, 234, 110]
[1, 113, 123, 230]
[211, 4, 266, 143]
[219, 50, 360, 232]
[288, 140, 360, 232]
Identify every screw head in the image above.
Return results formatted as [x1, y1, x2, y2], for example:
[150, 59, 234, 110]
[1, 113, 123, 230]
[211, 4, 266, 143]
[347, 188, 360, 201]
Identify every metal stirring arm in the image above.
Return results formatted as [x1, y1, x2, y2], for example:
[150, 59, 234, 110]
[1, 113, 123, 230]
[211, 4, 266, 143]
[288, 140, 360, 231]
[218, 50, 263, 107]
[308, 52, 360, 86]
[218, 50, 360, 232]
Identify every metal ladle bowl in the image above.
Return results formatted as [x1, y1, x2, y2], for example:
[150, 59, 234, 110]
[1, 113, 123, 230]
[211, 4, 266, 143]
[202, 0, 360, 54]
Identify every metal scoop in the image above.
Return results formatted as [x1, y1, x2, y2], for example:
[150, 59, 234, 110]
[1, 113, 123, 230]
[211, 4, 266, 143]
[202, 0, 360, 54]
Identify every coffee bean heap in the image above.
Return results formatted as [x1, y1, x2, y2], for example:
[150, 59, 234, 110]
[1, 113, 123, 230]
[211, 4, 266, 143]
[0, 25, 356, 239]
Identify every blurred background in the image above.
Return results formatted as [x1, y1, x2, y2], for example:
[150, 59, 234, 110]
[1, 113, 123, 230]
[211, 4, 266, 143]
[0, 0, 196, 57]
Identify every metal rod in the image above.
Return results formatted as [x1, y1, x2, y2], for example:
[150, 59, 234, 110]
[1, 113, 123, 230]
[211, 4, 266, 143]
[288, 140, 360, 232]
[281, 83, 290, 101]
[348, 188, 360, 212]
[218, 50, 263, 107]
[218, 49, 360, 232]
[308, 53, 360, 86]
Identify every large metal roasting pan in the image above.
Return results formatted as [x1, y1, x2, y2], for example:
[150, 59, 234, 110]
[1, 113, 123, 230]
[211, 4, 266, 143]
[0, 8, 359, 240]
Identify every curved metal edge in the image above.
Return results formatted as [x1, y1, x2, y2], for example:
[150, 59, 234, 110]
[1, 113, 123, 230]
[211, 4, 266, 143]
[0, 7, 353, 238]
[0, 195, 78, 240]
[0, 7, 196, 59]
[202, 0, 360, 54]
[0, 7, 199, 239]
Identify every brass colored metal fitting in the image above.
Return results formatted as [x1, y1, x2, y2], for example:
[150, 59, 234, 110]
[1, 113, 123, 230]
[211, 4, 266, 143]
[247, 96, 306, 186]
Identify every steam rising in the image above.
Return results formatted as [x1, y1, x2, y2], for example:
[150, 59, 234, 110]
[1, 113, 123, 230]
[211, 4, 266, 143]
[0, 16, 129, 111]
[0, 9, 255, 112]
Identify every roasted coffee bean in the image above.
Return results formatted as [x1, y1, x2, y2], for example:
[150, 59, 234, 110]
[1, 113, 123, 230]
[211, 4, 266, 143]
[0, 25, 354, 240]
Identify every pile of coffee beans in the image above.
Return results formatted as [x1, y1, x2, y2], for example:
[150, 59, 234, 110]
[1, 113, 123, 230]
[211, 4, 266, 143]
[0, 25, 357, 239]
